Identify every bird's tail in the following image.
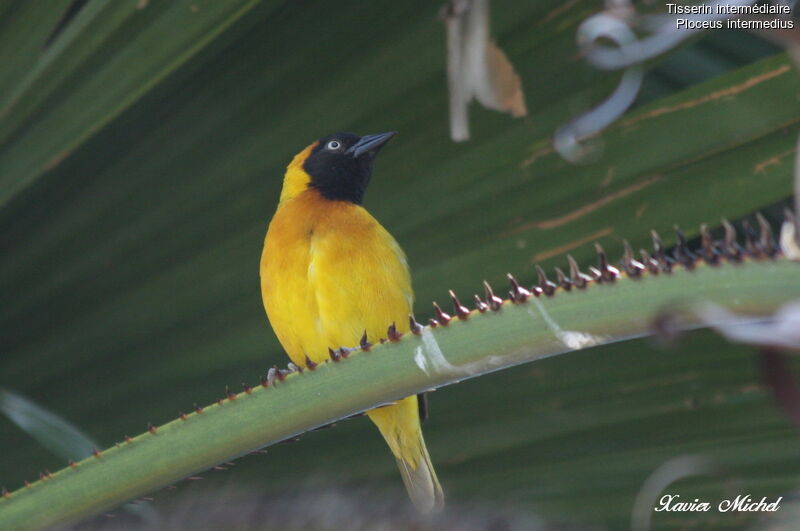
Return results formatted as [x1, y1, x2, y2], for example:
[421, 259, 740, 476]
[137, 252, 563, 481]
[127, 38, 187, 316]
[366, 395, 445, 512]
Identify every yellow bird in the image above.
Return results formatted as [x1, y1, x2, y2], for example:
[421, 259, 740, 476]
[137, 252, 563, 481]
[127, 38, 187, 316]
[260, 132, 444, 511]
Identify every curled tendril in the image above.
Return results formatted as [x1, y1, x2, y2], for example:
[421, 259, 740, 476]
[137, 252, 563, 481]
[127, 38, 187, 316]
[554, 14, 643, 163]
[554, 0, 758, 163]
[585, 0, 757, 70]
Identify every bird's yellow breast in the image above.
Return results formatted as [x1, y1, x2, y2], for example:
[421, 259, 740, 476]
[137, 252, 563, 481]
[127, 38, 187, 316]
[260, 189, 413, 366]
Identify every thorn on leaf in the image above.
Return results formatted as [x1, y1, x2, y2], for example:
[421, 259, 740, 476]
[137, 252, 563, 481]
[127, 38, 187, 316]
[483, 281, 503, 310]
[360, 331, 372, 351]
[449, 290, 470, 319]
[433, 301, 452, 324]
[507, 273, 531, 302]
[554, 267, 572, 290]
[409, 315, 423, 334]
[387, 322, 403, 342]
[328, 347, 341, 362]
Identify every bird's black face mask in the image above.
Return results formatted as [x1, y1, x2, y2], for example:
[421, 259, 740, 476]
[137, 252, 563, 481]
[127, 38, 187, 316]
[303, 131, 396, 204]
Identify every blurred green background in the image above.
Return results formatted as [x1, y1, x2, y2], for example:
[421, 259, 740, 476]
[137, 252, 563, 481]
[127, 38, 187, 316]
[1, 0, 799, 528]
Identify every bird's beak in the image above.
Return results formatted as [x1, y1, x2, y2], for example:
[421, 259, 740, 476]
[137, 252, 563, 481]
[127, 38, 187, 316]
[346, 131, 397, 158]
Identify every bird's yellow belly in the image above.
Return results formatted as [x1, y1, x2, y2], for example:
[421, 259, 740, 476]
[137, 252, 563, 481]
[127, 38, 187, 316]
[260, 192, 413, 366]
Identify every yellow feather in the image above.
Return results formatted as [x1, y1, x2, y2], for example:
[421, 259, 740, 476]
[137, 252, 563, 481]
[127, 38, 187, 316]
[260, 142, 443, 511]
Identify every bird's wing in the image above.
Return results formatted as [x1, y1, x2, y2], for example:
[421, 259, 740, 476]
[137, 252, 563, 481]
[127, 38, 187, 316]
[307, 210, 413, 361]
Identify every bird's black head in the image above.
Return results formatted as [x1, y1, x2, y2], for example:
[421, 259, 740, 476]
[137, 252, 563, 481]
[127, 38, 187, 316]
[303, 131, 396, 204]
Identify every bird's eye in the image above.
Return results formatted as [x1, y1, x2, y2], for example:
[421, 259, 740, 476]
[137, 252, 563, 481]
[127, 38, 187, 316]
[326, 140, 342, 150]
